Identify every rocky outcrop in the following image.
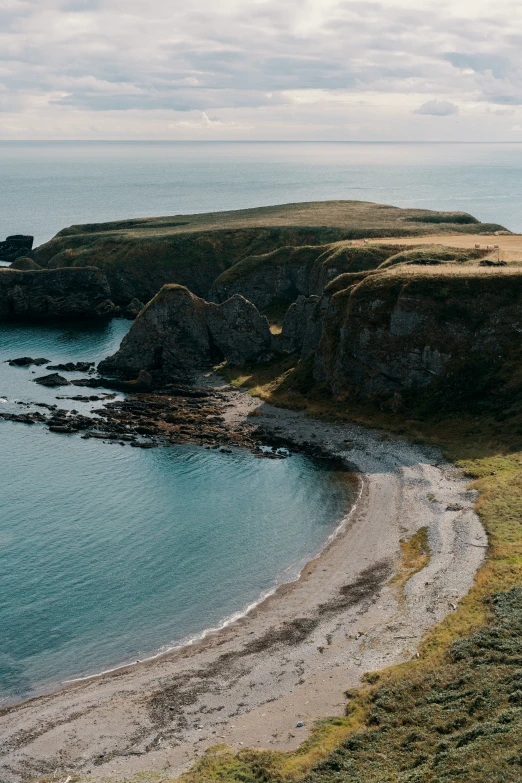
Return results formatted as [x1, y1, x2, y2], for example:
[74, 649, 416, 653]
[0, 267, 115, 319]
[99, 285, 273, 381]
[314, 270, 522, 408]
[0, 235, 33, 262]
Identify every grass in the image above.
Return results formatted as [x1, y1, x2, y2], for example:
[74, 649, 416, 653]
[391, 527, 431, 594]
[377, 244, 487, 269]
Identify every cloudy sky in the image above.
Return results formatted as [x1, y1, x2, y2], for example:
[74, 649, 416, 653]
[1, 0, 521, 139]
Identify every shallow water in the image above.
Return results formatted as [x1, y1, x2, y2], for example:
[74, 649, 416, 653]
[0, 321, 354, 704]
[1, 141, 522, 246]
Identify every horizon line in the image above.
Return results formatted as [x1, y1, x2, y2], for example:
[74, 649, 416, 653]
[1, 139, 522, 144]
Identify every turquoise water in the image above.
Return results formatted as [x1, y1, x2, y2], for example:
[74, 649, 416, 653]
[0, 321, 354, 704]
[1, 142, 522, 246]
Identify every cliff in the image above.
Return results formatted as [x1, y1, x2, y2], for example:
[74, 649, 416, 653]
[31, 201, 504, 306]
[0, 267, 115, 319]
[314, 268, 522, 412]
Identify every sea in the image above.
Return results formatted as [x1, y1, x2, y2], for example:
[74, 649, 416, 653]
[1, 140, 521, 704]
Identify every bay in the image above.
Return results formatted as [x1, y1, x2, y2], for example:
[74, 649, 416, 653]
[0, 320, 354, 704]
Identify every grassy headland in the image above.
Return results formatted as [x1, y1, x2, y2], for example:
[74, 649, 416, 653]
[30, 201, 505, 305]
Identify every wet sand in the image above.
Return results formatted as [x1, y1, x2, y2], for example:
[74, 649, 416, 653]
[0, 384, 486, 782]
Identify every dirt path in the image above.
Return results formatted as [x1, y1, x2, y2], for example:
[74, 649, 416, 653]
[0, 386, 486, 782]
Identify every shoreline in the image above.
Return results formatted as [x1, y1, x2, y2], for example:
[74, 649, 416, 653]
[0, 382, 486, 782]
[57, 470, 362, 693]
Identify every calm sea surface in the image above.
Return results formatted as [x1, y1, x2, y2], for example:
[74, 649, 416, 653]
[1, 142, 522, 246]
[0, 141, 518, 704]
[0, 321, 354, 703]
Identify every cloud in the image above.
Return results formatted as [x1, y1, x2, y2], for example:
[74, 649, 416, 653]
[168, 111, 252, 130]
[415, 99, 459, 116]
[1, 0, 522, 138]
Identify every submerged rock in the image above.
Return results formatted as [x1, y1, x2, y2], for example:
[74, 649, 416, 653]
[46, 362, 94, 372]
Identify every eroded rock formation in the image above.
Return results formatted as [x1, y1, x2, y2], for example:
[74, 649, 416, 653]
[99, 285, 273, 381]
[0, 267, 115, 319]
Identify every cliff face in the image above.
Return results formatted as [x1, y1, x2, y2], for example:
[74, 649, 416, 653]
[0, 267, 115, 319]
[314, 270, 522, 409]
[99, 285, 273, 381]
[31, 201, 504, 306]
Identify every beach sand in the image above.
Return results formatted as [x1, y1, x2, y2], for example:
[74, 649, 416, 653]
[0, 384, 486, 782]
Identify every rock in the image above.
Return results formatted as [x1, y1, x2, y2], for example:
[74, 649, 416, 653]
[0, 267, 115, 320]
[274, 295, 320, 354]
[7, 356, 50, 366]
[99, 285, 273, 381]
[99, 285, 212, 380]
[46, 362, 94, 372]
[136, 369, 153, 389]
[206, 296, 273, 364]
[0, 235, 33, 263]
[10, 257, 42, 271]
[314, 270, 522, 403]
[124, 298, 145, 318]
[34, 373, 70, 387]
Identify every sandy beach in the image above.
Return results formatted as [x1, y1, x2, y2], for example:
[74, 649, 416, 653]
[0, 384, 486, 782]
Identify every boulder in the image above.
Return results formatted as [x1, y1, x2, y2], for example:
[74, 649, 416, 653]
[0, 267, 115, 319]
[34, 373, 70, 387]
[124, 298, 145, 319]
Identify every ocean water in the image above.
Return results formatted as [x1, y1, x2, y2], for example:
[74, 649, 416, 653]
[1, 142, 522, 248]
[0, 321, 355, 704]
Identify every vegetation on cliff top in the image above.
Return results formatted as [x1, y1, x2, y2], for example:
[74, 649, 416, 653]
[30, 201, 506, 304]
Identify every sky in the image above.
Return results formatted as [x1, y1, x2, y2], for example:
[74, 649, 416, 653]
[1, 0, 521, 140]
